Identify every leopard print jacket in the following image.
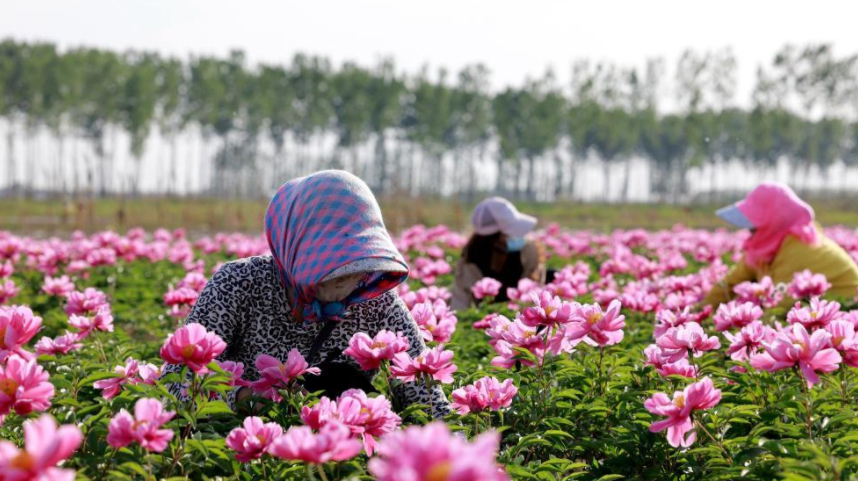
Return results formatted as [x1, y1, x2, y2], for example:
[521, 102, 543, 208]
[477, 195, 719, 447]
[163, 255, 449, 417]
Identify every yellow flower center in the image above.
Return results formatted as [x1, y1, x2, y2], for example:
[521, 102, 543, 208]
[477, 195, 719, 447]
[9, 451, 33, 470]
[181, 344, 196, 359]
[588, 312, 603, 324]
[256, 434, 267, 444]
[132, 419, 150, 430]
[0, 327, 7, 347]
[370, 341, 388, 350]
[0, 379, 19, 396]
[833, 336, 844, 348]
[544, 306, 554, 316]
[810, 311, 819, 320]
[426, 461, 452, 481]
[674, 394, 685, 409]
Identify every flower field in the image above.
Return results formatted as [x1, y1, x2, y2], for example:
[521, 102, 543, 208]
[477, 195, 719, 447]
[2, 224, 858, 480]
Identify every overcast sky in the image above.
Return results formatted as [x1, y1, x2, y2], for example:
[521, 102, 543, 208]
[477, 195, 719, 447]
[3, 0, 858, 104]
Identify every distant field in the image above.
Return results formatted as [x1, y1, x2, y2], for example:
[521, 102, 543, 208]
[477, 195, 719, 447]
[1, 195, 857, 236]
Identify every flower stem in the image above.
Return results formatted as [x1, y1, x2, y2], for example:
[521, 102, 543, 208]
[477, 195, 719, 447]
[694, 418, 732, 463]
[840, 368, 849, 407]
[597, 346, 605, 396]
[146, 456, 155, 481]
[316, 464, 330, 481]
[380, 360, 393, 398]
[800, 376, 813, 439]
[424, 373, 436, 418]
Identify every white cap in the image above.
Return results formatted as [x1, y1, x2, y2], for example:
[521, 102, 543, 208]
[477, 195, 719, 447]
[471, 197, 537, 237]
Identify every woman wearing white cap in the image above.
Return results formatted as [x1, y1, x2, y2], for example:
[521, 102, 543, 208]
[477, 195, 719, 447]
[451, 197, 546, 310]
[702, 182, 858, 309]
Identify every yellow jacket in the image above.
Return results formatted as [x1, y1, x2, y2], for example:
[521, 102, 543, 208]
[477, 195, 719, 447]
[703, 232, 858, 309]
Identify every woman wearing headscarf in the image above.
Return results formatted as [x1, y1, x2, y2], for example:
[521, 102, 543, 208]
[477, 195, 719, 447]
[703, 182, 858, 309]
[451, 197, 546, 310]
[163, 171, 449, 415]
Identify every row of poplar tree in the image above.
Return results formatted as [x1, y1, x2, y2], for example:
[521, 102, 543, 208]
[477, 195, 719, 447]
[1, 39, 857, 200]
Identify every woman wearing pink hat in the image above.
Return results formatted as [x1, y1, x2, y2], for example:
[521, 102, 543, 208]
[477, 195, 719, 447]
[703, 182, 858, 309]
[451, 197, 546, 310]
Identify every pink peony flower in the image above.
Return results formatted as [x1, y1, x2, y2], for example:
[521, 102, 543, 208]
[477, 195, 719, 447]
[94, 358, 143, 399]
[723, 321, 776, 362]
[217, 360, 250, 388]
[0, 261, 11, 279]
[225, 416, 283, 462]
[34, 332, 82, 356]
[653, 307, 695, 339]
[138, 363, 161, 385]
[68, 306, 114, 340]
[159, 323, 227, 374]
[41, 275, 75, 297]
[521, 291, 576, 328]
[0, 414, 82, 481]
[750, 323, 842, 387]
[656, 322, 720, 357]
[164, 286, 200, 318]
[787, 269, 832, 300]
[486, 315, 548, 367]
[0, 280, 19, 304]
[368, 422, 509, 481]
[400, 286, 452, 310]
[713, 301, 763, 332]
[107, 398, 176, 452]
[506, 278, 540, 305]
[250, 350, 320, 402]
[303, 389, 401, 456]
[473, 313, 498, 330]
[826, 320, 858, 368]
[267, 421, 362, 464]
[786, 297, 842, 330]
[643, 344, 697, 378]
[178, 272, 208, 293]
[0, 306, 42, 361]
[645, 377, 722, 447]
[565, 300, 626, 347]
[656, 359, 699, 378]
[733, 277, 782, 308]
[410, 301, 456, 343]
[472, 278, 502, 300]
[64, 287, 109, 316]
[343, 330, 410, 371]
[300, 397, 338, 431]
[0, 355, 55, 415]
[451, 376, 518, 414]
[390, 345, 457, 384]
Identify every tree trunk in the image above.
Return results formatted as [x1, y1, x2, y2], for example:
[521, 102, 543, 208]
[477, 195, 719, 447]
[603, 159, 611, 203]
[376, 133, 387, 195]
[621, 157, 632, 203]
[526, 156, 536, 201]
[495, 156, 504, 195]
[6, 125, 16, 197]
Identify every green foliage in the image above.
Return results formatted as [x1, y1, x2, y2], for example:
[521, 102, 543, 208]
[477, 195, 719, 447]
[5, 233, 858, 480]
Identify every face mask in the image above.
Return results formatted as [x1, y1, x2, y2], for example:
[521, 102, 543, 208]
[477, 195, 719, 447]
[506, 237, 526, 252]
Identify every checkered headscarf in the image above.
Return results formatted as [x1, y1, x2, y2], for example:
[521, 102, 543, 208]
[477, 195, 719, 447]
[264, 171, 408, 322]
